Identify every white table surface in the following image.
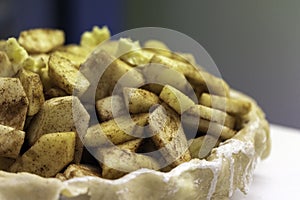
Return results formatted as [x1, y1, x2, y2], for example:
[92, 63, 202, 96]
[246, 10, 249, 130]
[232, 124, 300, 200]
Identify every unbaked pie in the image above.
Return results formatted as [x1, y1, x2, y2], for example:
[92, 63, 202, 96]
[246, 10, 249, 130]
[0, 27, 270, 200]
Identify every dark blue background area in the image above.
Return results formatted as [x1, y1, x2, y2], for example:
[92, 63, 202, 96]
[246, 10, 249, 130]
[1, 0, 124, 43]
[57, 0, 125, 43]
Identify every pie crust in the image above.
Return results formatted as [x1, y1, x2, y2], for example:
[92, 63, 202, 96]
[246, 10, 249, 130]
[0, 90, 270, 200]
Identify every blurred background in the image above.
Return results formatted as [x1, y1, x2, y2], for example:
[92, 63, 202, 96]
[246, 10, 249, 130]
[1, 0, 299, 129]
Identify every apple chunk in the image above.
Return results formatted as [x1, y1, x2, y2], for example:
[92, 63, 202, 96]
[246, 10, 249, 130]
[10, 132, 76, 177]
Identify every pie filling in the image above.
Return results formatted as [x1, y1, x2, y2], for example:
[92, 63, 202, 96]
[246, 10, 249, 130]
[0, 27, 270, 199]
